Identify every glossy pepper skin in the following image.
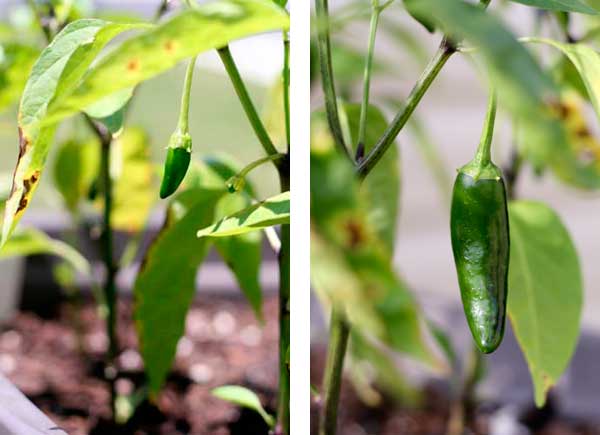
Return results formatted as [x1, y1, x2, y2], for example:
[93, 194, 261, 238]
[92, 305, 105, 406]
[451, 162, 510, 354]
[159, 132, 192, 199]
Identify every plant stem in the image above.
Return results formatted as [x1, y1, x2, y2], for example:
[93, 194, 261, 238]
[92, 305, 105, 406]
[238, 153, 286, 178]
[473, 87, 497, 166]
[357, 38, 455, 178]
[89, 117, 119, 420]
[283, 31, 291, 151]
[217, 46, 279, 158]
[357, 0, 492, 178]
[276, 159, 290, 435]
[319, 308, 350, 435]
[315, 0, 351, 161]
[177, 56, 197, 134]
[357, 2, 382, 158]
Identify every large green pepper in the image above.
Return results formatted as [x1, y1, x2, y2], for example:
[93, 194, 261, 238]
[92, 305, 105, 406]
[450, 90, 509, 354]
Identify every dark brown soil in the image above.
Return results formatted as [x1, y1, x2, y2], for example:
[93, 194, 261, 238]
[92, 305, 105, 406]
[311, 344, 600, 435]
[0, 294, 279, 435]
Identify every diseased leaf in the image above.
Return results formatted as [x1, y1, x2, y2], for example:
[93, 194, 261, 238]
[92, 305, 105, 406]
[408, 0, 570, 173]
[54, 0, 290, 118]
[134, 188, 225, 395]
[311, 103, 400, 256]
[1, 19, 144, 246]
[529, 39, 600, 122]
[3, 1, 289, 246]
[509, 0, 597, 14]
[508, 200, 582, 407]
[311, 146, 440, 368]
[343, 103, 400, 256]
[212, 385, 275, 428]
[197, 191, 290, 238]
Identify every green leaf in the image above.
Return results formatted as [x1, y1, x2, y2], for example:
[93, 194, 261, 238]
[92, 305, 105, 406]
[1, 19, 144, 246]
[185, 159, 264, 322]
[310, 147, 440, 368]
[197, 191, 290, 238]
[54, 0, 290, 118]
[52, 138, 100, 212]
[212, 385, 275, 428]
[508, 0, 597, 14]
[0, 228, 90, 275]
[404, 0, 436, 32]
[507, 200, 582, 407]
[134, 188, 225, 395]
[84, 87, 134, 134]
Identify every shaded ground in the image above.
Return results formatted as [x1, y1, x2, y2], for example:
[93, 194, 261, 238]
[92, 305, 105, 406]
[310, 344, 600, 435]
[0, 294, 278, 435]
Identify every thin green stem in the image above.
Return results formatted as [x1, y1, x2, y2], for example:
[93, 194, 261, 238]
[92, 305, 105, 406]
[357, 0, 492, 179]
[283, 31, 291, 151]
[473, 86, 497, 166]
[227, 153, 285, 192]
[357, 38, 455, 178]
[315, 0, 351, 160]
[218, 46, 279, 158]
[241, 153, 286, 178]
[88, 117, 118, 419]
[276, 161, 290, 435]
[319, 308, 350, 435]
[177, 56, 197, 134]
[357, 3, 381, 157]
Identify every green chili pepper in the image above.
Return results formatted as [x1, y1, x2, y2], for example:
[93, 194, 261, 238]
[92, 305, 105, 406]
[159, 132, 192, 199]
[159, 55, 196, 199]
[450, 89, 509, 354]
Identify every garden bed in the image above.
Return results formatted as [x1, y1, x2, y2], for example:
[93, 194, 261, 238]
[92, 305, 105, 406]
[0, 294, 278, 435]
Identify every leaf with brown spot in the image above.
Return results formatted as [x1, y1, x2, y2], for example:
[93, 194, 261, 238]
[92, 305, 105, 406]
[52, 0, 289, 117]
[1, 19, 145, 246]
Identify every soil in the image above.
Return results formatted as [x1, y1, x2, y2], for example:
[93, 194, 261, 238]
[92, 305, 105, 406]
[310, 344, 600, 435]
[0, 294, 279, 435]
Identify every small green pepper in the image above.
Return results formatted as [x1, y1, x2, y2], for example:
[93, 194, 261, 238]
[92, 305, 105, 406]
[159, 55, 197, 199]
[159, 131, 192, 199]
[450, 89, 509, 354]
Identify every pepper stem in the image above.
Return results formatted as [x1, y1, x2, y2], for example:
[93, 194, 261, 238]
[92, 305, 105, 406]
[226, 153, 286, 192]
[176, 56, 197, 134]
[474, 85, 497, 167]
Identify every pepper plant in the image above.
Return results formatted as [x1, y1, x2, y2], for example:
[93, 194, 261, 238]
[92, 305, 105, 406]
[0, 0, 290, 432]
[312, 0, 600, 433]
